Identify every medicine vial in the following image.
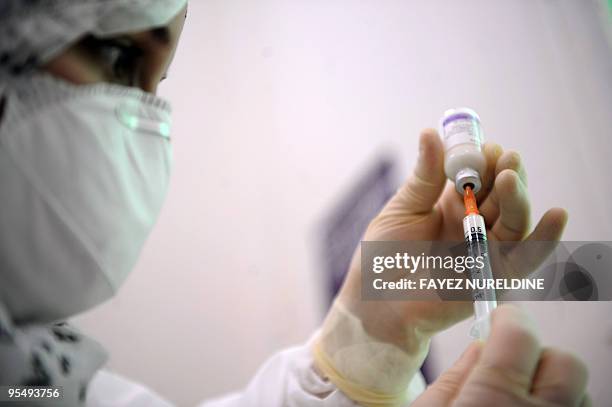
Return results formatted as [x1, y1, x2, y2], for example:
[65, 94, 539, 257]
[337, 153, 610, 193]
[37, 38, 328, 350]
[440, 107, 486, 194]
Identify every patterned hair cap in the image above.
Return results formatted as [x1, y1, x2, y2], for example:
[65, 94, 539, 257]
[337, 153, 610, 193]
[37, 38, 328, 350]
[0, 0, 187, 76]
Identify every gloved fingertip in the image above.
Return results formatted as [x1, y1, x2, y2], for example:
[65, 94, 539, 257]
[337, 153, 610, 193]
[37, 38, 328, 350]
[416, 129, 444, 176]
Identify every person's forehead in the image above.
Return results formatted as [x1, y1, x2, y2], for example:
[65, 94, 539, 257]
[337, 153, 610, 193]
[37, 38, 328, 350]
[124, 6, 187, 47]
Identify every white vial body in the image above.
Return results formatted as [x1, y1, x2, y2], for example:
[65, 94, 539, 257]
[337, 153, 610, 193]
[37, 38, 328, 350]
[440, 108, 486, 193]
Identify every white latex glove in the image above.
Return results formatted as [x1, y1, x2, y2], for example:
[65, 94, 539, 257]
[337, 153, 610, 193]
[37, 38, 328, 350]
[413, 305, 590, 407]
[314, 129, 568, 407]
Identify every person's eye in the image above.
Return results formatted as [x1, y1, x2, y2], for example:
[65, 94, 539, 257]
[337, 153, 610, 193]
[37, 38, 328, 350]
[82, 35, 143, 86]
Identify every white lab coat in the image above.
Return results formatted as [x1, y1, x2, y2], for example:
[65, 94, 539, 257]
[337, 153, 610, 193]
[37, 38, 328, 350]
[86, 343, 426, 407]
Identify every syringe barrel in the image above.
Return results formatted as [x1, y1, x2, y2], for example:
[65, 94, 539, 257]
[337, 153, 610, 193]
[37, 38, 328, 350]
[463, 213, 497, 338]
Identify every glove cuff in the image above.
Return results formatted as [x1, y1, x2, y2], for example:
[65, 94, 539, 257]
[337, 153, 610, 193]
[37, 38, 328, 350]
[313, 301, 429, 406]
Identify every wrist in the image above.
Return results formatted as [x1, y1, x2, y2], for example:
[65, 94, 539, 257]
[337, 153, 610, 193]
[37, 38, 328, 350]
[315, 301, 431, 401]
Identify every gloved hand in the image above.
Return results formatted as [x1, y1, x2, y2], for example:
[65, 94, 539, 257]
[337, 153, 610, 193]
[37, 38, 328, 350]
[413, 305, 590, 407]
[313, 129, 568, 406]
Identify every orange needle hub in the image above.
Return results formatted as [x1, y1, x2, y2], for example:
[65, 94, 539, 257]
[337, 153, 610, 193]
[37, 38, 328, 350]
[464, 185, 480, 215]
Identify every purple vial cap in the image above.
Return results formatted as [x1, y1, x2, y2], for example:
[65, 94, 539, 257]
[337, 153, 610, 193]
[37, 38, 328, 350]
[442, 108, 481, 127]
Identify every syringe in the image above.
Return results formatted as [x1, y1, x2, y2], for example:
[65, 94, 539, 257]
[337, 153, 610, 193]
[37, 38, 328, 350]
[463, 186, 497, 340]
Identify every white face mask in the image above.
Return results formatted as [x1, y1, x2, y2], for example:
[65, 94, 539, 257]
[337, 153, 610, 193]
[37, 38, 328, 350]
[0, 74, 173, 323]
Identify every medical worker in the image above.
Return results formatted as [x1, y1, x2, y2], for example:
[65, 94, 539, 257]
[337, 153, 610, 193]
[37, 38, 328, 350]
[0, 1, 588, 406]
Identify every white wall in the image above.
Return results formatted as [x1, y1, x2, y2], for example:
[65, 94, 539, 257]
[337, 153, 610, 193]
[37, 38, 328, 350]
[75, 1, 612, 405]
